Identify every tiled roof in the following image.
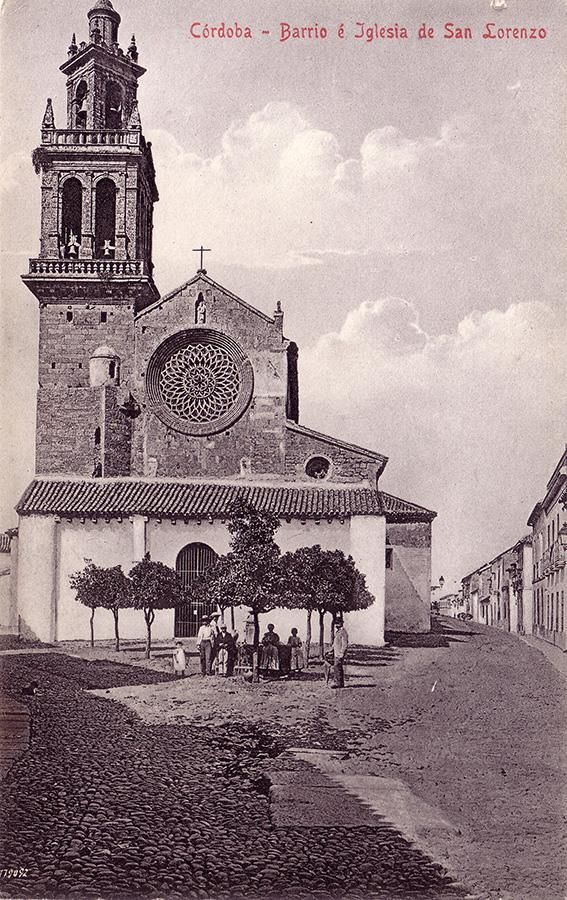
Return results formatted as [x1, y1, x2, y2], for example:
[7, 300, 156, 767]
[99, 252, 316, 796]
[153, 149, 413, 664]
[380, 492, 437, 522]
[0, 533, 11, 554]
[17, 479, 387, 519]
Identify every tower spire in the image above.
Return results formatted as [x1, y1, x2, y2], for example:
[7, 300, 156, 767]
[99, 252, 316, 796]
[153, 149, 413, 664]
[41, 98, 55, 129]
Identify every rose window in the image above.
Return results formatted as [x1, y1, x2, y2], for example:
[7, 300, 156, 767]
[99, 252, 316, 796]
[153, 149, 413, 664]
[160, 344, 240, 423]
[146, 329, 254, 436]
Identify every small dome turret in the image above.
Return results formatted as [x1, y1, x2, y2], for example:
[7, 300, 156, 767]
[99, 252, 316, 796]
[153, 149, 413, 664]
[88, 0, 121, 46]
[90, 345, 120, 387]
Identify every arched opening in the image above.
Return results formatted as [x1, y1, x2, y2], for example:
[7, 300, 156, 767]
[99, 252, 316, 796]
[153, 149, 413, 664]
[61, 178, 83, 258]
[94, 178, 116, 259]
[175, 542, 218, 637]
[286, 342, 299, 423]
[305, 456, 330, 480]
[105, 81, 123, 129]
[75, 80, 88, 128]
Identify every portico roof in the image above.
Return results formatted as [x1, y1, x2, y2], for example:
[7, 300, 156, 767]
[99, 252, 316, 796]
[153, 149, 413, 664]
[16, 479, 436, 523]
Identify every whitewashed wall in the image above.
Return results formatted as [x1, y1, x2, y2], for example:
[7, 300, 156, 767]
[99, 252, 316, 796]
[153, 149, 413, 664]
[16, 512, 386, 647]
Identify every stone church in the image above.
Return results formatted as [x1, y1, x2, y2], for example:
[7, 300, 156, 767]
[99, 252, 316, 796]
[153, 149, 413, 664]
[9, 0, 435, 646]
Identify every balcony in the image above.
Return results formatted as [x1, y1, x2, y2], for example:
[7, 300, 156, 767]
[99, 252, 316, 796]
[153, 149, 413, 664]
[41, 129, 144, 149]
[27, 258, 149, 278]
[551, 542, 566, 570]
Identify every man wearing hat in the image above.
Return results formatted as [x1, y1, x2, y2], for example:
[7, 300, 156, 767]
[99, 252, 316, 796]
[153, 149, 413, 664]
[331, 618, 349, 689]
[216, 624, 237, 676]
[196, 615, 215, 676]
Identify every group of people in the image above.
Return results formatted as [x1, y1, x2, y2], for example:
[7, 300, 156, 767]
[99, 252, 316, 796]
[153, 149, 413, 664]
[195, 612, 237, 676]
[258, 624, 305, 676]
[172, 612, 349, 688]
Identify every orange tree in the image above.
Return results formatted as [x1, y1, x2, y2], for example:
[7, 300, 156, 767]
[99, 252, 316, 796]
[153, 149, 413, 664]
[129, 553, 185, 658]
[280, 545, 375, 660]
[193, 499, 285, 681]
[69, 561, 131, 649]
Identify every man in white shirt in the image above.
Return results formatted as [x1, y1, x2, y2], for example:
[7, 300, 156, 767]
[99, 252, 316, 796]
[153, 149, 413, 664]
[196, 615, 215, 676]
[331, 619, 348, 689]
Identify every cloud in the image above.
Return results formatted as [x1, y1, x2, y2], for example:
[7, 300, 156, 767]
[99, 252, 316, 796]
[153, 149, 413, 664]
[149, 103, 491, 275]
[299, 298, 567, 580]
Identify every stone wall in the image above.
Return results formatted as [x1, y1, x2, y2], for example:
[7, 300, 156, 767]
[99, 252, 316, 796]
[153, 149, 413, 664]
[36, 301, 135, 475]
[102, 387, 132, 476]
[285, 425, 381, 484]
[132, 278, 290, 478]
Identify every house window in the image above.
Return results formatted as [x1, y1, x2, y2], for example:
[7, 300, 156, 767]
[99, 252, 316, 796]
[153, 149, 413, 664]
[385, 547, 393, 569]
[94, 427, 101, 448]
[66, 311, 73, 322]
[100, 311, 107, 323]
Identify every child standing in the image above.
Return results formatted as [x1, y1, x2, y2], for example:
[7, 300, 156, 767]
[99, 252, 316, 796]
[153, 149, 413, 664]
[172, 640, 187, 678]
[288, 628, 304, 674]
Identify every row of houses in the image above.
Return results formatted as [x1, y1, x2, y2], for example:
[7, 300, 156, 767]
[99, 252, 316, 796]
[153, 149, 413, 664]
[461, 446, 567, 652]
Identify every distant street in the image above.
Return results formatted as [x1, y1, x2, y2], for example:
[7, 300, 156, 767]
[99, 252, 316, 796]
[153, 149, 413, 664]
[0, 620, 565, 900]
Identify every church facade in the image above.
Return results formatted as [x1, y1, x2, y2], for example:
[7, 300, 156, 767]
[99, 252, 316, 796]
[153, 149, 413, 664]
[10, 0, 435, 646]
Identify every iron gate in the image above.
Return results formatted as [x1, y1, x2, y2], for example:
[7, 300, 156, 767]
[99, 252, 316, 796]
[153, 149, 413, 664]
[175, 542, 218, 637]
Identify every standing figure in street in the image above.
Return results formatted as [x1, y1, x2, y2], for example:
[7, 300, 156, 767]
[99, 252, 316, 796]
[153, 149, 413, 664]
[260, 623, 280, 673]
[331, 619, 348, 688]
[209, 611, 221, 671]
[196, 615, 215, 676]
[288, 628, 304, 674]
[172, 640, 187, 678]
[216, 624, 237, 676]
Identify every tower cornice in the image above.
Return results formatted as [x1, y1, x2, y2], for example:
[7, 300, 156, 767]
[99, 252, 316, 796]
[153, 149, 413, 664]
[60, 43, 146, 80]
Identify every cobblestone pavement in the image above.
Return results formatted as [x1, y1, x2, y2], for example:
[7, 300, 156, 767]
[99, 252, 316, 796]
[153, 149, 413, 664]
[0, 653, 466, 900]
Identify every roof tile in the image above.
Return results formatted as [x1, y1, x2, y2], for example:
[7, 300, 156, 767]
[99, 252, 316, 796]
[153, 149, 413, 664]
[16, 479, 436, 522]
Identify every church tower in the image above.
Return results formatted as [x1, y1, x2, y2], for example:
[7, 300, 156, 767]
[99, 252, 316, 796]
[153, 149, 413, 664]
[22, 0, 158, 478]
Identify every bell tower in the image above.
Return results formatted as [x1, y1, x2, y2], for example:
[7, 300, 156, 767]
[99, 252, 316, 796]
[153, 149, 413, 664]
[23, 0, 158, 288]
[22, 0, 158, 478]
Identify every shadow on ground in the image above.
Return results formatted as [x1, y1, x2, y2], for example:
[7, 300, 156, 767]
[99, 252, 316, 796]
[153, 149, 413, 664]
[347, 645, 401, 666]
[385, 618, 479, 649]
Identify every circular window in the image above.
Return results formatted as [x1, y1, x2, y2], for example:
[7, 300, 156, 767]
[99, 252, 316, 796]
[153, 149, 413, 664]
[146, 329, 254, 435]
[305, 456, 331, 480]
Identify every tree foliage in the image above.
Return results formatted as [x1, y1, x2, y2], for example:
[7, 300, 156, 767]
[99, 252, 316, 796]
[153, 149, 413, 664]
[129, 553, 185, 658]
[69, 561, 131, 649]
[191, 500, 285, 680]
[281, 545, 375, 656]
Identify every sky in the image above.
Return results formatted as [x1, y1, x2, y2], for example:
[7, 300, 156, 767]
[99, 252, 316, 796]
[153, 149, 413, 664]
[1, 0, 566, 584]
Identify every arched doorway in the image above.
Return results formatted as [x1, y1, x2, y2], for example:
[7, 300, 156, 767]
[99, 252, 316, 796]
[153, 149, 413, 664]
[175, 542, 218, 637]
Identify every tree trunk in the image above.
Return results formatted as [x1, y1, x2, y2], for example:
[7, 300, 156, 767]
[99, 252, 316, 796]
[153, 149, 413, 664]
[113, 608, 120, 652]
[144, 608, 154, 659]
[230, 606, 235, 631]
[318, 609, 325, 659]
[90, 607, 95, 648]
[331, 612, 336, 644]
[305, 609, 312, 668]
[252, 610, 260, 683]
